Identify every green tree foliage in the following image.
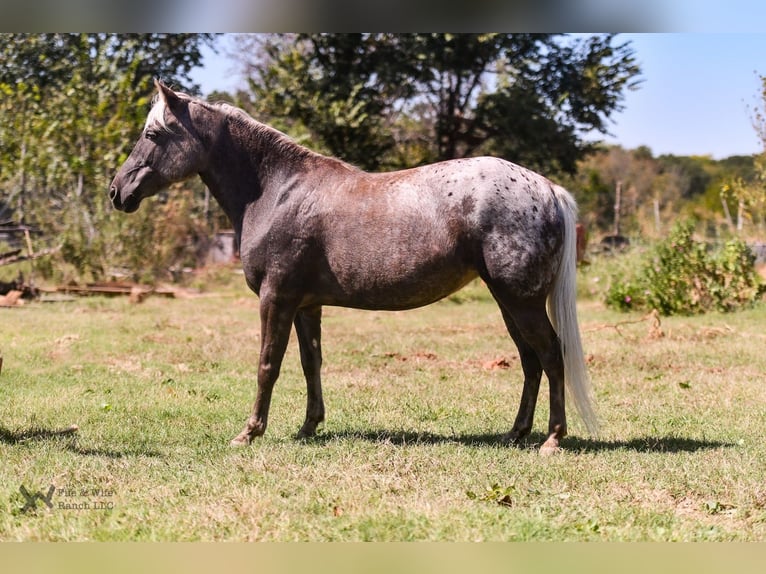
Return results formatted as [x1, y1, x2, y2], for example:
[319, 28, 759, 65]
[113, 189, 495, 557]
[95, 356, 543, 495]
[0, 33, 216, 281]
[0, 34, 214, 94]
[239, 33, 641, 174]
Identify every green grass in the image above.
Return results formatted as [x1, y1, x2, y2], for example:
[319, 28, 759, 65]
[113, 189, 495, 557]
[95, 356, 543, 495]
[2, 269, 766, 541]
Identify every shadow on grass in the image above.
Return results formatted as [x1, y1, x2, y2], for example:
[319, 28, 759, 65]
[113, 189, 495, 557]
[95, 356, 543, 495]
[564, 435, 736, 453]
[2, 424, 733, 456]
[0, 424, 78, 443]
[0, 425, 162, 458]
[308, 429, 734, 454]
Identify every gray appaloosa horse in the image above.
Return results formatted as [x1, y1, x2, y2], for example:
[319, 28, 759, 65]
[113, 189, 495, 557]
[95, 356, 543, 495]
[110, 81, 598, 454]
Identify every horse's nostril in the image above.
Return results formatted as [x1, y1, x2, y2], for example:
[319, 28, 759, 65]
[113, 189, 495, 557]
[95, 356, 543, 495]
[109, 186, 118, 201]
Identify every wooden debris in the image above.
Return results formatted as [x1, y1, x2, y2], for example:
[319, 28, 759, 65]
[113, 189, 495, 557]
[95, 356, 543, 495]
[129, 286, 148, 304]
[646, 308, 665, 340]
[483, 357, 513, 370]
[0, 290, 24, 307]
[1, 276, 194, 305]
[0, 246, 60, 267]
[0, 248, 22, 265]
[584, 310, 664, 341]
[55, 281, 179, 303]
[1, 276, 39, 301]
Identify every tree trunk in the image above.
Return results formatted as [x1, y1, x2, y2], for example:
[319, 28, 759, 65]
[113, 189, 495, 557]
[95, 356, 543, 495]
[653, 197, 661, 234]
[613, 180, 622, 236]
[737, 199, 744, 232]
[18, 141, 27, 220]
[721, 196, 734, 230]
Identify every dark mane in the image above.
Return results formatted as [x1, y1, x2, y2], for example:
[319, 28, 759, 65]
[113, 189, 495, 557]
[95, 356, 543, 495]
[149, 89, 349, 168]
[199, 96, 355, 170]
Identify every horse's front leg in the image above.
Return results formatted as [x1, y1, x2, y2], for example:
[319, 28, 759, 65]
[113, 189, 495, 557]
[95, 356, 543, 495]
[294, 306, 324, 438]
[231, 293, 298, 446]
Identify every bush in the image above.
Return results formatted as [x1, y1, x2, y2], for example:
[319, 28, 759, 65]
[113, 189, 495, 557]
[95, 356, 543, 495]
[606, 222, 765, 315]
[31, 183, 216, 285]
[604, 278, 647, 311]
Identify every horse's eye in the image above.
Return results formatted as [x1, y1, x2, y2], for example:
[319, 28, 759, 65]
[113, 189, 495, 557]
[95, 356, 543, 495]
[145, 130, 160, 141]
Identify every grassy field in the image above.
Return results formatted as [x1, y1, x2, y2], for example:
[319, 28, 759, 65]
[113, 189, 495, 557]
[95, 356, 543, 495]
[1, 266, 766, 541]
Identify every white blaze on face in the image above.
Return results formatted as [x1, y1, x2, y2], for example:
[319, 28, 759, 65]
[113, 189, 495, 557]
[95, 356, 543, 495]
[144, 97, 168, 134]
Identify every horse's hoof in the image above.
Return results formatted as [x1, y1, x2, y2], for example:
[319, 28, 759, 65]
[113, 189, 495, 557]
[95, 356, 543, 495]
[539, 440, 561, 456]
[230, 434, 252, 447]
[296, 418, 323, 440]
[501, 429, 528, 447]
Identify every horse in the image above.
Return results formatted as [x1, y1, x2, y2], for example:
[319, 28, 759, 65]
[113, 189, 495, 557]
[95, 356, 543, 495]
[110, 80, 598, 454]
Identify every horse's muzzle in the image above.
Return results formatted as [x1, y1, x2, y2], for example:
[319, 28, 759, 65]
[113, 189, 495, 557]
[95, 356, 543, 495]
[109, 184, 141, 213]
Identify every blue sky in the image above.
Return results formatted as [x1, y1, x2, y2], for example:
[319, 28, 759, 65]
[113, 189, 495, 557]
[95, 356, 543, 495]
[598, 33, 766, 158]
[190, 33, 766, 160]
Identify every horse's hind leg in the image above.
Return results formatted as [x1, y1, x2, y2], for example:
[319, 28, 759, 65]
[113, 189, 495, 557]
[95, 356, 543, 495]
[294, 306, 325, 438]
[491, 292, 567, 455]
[495, 306, 543, 445]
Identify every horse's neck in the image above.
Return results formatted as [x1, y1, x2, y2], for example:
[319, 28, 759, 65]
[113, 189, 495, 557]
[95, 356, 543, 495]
[200, 120, 312, 233]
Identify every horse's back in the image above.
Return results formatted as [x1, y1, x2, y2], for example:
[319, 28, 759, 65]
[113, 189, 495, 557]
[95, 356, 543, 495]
[364, 155, 566, 220]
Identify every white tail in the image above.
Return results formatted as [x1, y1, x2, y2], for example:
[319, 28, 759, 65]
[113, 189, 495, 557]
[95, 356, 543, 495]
[547, 186, 599, 435]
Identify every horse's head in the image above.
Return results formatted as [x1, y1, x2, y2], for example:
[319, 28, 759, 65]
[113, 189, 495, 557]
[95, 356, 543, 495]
[110, 80, 209, 213]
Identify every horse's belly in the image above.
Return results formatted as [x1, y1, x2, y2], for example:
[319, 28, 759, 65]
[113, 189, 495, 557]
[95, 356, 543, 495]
[315, 250, 479, 311]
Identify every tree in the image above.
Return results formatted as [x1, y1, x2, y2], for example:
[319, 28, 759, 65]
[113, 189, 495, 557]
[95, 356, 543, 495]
[730, 73, 766, 235]
[565, 144, 762, 239]
[566, 146, 661, 234]
[0, 34, 215, 94]
[0, 34, 217, 280]
[237, 33, 641, 175]
[235, 34, 410, 169]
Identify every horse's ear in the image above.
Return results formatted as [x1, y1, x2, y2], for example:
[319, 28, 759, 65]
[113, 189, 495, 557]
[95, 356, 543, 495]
[154, 79, 183, 113]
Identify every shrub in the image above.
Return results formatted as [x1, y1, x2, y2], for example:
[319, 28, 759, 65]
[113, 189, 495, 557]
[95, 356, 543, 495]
[605, 222, 765, 315]
[604, 279, 647, 312]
